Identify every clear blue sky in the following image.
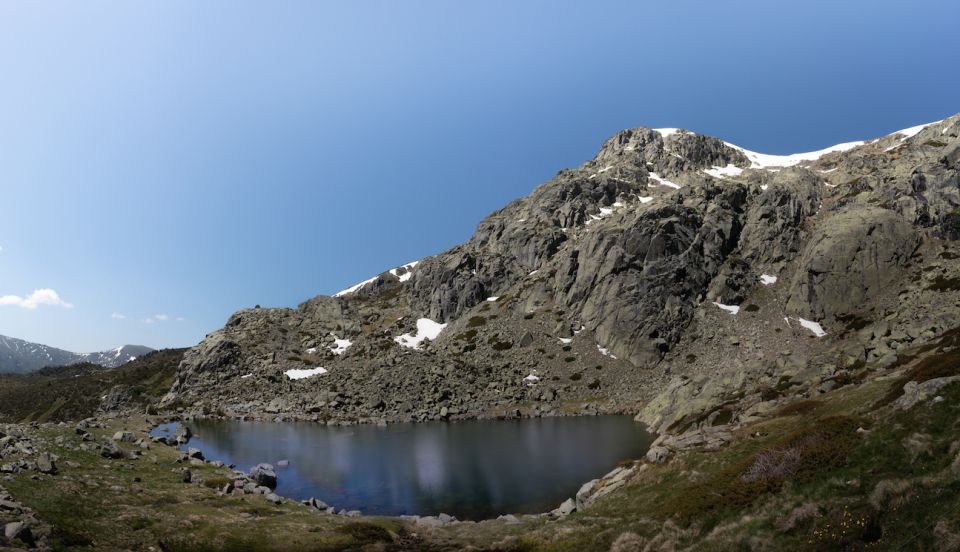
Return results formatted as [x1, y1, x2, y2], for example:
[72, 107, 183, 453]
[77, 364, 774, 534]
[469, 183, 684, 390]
[1, 0, 957, 352]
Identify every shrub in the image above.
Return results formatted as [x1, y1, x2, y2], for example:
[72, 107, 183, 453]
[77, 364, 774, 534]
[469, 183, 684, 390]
[336, 522, 394, 544]
[466, 316, 487, 328]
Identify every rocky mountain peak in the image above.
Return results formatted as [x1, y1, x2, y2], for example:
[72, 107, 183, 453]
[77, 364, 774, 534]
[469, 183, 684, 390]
[162, 114, 960, 431]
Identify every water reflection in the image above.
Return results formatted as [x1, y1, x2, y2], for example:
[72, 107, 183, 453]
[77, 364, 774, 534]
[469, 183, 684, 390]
[161, 415, 652, 519]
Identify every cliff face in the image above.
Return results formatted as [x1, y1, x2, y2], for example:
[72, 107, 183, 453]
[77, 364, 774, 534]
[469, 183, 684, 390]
[162, 116, 960, 429]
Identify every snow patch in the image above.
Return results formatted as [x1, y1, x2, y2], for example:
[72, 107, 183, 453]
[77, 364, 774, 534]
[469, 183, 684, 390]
[704, 164, 744, 179]
[486, 296, 499, 302]
[389, 260, 421, 283]
[648, 172, 681, 189]
[725, 140, 864, 169]
[797, 318, 827, 337]
[597, 344, 617, 359]
[395, 318, 447, 349]
[760, 184, 769, 191]
[334, 276, 378, 297]
[712, 302, 740, 315]
[285, 367, 328, 380]
[893, 121, 937, 140]
[558, 337, 573, 345]
[759, 274, 778, 285]
[654, 128, 681, 138]
[330, 336, 352, 355]
[240, 373, 253, 379]
[523, 373, 540, 384]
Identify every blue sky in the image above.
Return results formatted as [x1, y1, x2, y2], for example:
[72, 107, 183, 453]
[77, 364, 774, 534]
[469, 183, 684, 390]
[1, 0, 957, 352]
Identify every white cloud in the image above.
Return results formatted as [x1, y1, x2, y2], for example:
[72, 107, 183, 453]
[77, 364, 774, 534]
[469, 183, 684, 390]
[176, 316, 185, 322]
[111, 312, 126, 319]
[0, 288, 74, 310]
[155, 314, 169, 321]
[141, 318, 155, 324]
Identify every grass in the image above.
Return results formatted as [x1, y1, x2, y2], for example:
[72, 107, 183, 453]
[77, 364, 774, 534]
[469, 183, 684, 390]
[3, 417, 406, 551]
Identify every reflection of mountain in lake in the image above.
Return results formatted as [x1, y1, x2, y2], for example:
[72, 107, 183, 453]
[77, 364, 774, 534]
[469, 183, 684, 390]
[180, 416, 652, 519]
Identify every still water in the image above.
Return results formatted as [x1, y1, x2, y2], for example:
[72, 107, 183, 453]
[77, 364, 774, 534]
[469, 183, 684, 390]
[153, 415, 652, 519]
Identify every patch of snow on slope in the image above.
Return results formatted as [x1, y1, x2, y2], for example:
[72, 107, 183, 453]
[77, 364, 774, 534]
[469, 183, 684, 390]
[330, 336, 352, 355]
[712, 302, 740, 315]
[558, 337, 573, 345]
[725, 140, 864, 169]
[759, 274, 778, 285]
[395, 318, 447, 349]
[893, 121, 938, 140]
[486, 296, 499, 302]
[597, 344, 617, 359]
[524, 373, 540, 384]
[797, 318, 827, 337]
[648, 172, 681, 189]
[285, 367, 328, 380]
[704, 164, 744, 178]
[637, 196, 654, 204]
[654, 128, 680, 137]
[389, 260, 421, 282]
[334, 275, 378, 297]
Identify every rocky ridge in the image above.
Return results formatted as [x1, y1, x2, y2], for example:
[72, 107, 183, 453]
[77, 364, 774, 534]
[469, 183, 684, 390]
[0, 336, 154, 374]
[161, 116, 960, 434]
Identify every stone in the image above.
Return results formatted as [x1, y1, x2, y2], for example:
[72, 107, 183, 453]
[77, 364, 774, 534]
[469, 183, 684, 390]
[265, 493, 282, 504]
[187, 448, 204, 460]
[0, 499, 23, 513]
[575, 479, 599, 511]
[4, 522, 33, 546]
[646, 445, 671, 464]
[100, 440, 124, 459]
[895, 376, 960, 410]
[556, 498, 576, 516]
[181, 468, 193, 483]
[113, 431, 136, 443]
[250, 464, 277, 488]
[36, 452, 57, 475]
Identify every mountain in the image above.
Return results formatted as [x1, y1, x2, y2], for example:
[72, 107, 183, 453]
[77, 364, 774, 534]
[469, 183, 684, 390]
[78, 345, 156, 369]
[161, 115, 960, 433]
[0, 335, 154, 374]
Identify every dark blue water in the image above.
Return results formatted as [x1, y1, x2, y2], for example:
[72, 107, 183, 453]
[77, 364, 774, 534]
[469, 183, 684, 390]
[152, 416, 652, 519]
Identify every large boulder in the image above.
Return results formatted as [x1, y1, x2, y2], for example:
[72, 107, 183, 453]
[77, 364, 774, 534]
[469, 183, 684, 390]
[250, 463, 277, 489]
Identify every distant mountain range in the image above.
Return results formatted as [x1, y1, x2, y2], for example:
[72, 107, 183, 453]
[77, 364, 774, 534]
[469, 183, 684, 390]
[0, 334, 154, 374]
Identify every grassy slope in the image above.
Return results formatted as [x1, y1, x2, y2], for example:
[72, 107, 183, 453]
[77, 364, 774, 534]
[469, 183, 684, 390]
[3, 418, 409, 551]
[0, 348, 185, 423]
[423, 336, 960, 551]
[5, 337, 960, 550]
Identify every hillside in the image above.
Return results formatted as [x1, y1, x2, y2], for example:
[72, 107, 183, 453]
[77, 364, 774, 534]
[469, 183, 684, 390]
[0, 348, 185, 422]
[160, 115, 960, 437]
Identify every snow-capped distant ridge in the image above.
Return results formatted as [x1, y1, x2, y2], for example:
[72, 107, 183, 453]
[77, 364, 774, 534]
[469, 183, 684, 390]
[0, 335, 154, 374]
